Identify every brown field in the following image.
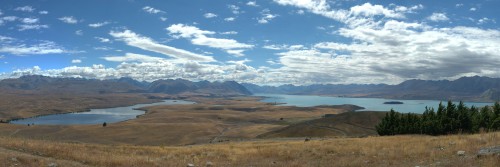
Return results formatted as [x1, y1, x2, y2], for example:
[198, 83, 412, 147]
[0, 132, 499, 167]
[0, 96, 352, 146]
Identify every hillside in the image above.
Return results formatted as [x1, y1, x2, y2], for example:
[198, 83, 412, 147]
[258, 111, 386, 138]
[243, 76, 500, 102]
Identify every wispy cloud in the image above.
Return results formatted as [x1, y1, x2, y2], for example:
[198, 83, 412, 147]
[18, 24, 49, 31]
[21, 17, 39, 24]
[71, 59, 82, 63]
[427, 13, 449, 22]
[14, 6, 35, 12]
[224, 17, 236, 22]
[247, 1, 259, 7]
[75, 30, 83, 36]
[143, 6, 164, 14]
[102, 53, 164, 62]
[203, 13, 217, 18]
[258, 9, 278, 24]
[228, 5, 241, 14]
[0, 40, 67, 55]
[110, 29, 215, 62]
[95, 37, 111, 43]
[2, 16, 18, 22]
[58, 16, 78, 24]
[167, 24, 253, 56]
[88, 21, 110, 28]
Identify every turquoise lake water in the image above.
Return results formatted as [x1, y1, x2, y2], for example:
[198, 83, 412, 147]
[10, 100, 195, 125]
[257, 94, 493, 113]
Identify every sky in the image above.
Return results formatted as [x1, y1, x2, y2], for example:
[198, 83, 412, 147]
[0, 0, 499, 85]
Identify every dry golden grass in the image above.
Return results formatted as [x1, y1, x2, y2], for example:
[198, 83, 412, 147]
[0, 132, 499, 167]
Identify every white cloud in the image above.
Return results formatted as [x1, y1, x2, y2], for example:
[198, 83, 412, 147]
[226, 50, 245, 57]
[95, 37, 111, 43]
[14, 6, 35, 12]
[71, 59, 82, 64]
[166, 24, 215, 38]
[2, 16, 18, 22]
[478, 17, 495, 25]
[0, 40, 67, 55]
[0, 55, 4, 59]
[94, 46, 113, 51]
[273, 1, 422, 27]
[258, 9, 278, 24]
[102, 53, 164, 62]
[21, 17, 39, 24]
[88, 21, 110, 28]
[203, 13, 217, 18]
[0, 35, 15, 42]
[110, 29, 215, 62]
[456, 4, 464, 7]
[349, 3, 405, 18]
[39, 11, 48, 14]
[160, 17, 168, 21]
[228, 5, 241, 14]
[58, 16, 78, 24]
[2, 58, 263, 83]
[263, 44, 304, 50]
[0, 10, 3, 16]
[247, 1, 258, 7]
[427, 13, 449, 22]
[224, 17, 236, 22]
[470, 7, 477, 11]
[167, 24, 253, 56]
[75, 30, 83, 36]
[143, 6, 164, 14]
[220, 31, 238, 35]
[18, 24, 49, 31]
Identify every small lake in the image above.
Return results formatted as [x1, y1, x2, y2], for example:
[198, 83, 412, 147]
[257, 94, 493, 113]
[10, 100, 195, 125]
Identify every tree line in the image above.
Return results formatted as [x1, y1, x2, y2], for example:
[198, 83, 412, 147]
[376, 101, 500, 136]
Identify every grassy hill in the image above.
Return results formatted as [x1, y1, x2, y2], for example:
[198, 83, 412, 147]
[258, 111, 386, 138]
[0, 132, 499, 167]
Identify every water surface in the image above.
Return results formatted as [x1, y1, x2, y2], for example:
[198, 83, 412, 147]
[10, 100, 195, 125]
[257, 94, 492, 113]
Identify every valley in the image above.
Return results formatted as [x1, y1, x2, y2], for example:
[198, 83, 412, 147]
[0, 76, 499, 166]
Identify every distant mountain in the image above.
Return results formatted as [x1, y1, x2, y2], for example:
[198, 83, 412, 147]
[0, 75, 145, 94]
[244, 76, 500, 102]
[148, 79, 252, 96]
[0, 75, 251, 96]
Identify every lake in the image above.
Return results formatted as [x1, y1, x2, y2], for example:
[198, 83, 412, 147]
[257, 94, 493, 113]
[10, 100, 195, 125]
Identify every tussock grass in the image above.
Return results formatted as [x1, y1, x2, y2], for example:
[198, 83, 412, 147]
[1, 132, 499, 166]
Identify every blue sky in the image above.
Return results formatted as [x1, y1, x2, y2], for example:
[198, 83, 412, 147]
[0, 0, 499, 85]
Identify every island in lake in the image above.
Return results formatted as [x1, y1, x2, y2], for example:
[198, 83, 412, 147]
[383, 101, 404, 104]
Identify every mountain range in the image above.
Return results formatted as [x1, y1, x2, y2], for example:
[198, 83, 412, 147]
[2, 75, 500, 101]
[0, 75, 252, 96]
[243, 76, 500, 102]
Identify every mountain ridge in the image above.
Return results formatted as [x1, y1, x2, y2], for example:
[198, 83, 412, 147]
[243, 76, 500, 102]
[0, 75, 252, 96]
